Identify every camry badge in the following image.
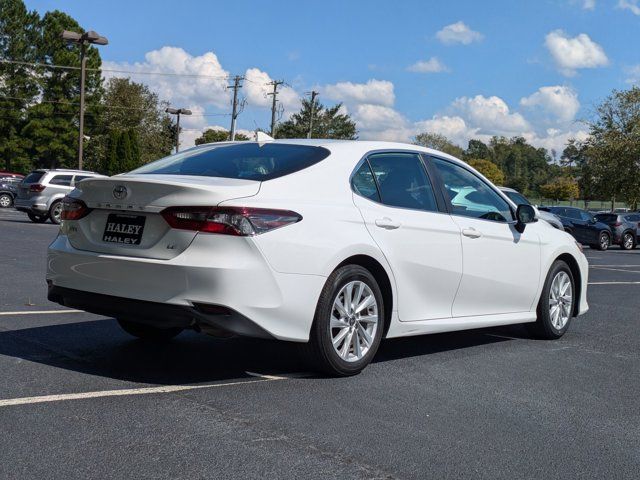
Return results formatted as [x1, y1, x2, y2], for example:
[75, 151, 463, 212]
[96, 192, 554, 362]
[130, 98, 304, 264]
[113, 185, 128, 200]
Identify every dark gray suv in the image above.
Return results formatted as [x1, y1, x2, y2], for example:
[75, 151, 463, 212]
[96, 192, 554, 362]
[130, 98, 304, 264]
[594, 213, 639, 250]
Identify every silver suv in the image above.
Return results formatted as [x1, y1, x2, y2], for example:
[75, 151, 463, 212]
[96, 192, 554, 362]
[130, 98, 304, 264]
[14, 169, 105, 224]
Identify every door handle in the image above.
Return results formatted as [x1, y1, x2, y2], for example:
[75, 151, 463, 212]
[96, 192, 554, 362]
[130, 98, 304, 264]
[462, 227, 482, 239]
[375, 217, 401, 230]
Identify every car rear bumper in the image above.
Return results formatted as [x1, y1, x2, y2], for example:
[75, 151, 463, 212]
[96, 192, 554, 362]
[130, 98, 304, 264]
[14, 197, 48, 213]
[47, 233, 327, 341]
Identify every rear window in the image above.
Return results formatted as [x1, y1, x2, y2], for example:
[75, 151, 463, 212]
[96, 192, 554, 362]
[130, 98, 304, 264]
[130, 143, 331, 181]
[23, 171, 44, 184]
[595, 214, 617, 223]
[48, 175, 73, 186]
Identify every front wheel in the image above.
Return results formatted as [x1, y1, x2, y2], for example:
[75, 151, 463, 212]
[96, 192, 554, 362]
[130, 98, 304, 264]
[0, 193, 13, 208]
[529, 260, 575, 339]
[302, 265, 385, 376]
[49, 200, 63, 225]
[117, 318, 183, 341]
[27, 212, 48, 223]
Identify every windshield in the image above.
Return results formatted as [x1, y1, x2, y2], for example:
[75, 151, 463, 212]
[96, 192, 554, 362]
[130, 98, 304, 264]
[504, 190, 531, 206]
[130, 143, 331, 181]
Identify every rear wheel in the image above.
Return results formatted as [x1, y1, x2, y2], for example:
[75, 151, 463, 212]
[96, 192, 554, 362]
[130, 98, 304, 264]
[117, 319, 183, 341]
[302, 265, 384, 376]
[27, 212, 48, 223]
[621, 232, 635, 250]
[593, 231, 610, 251]
[0, 193, 13, 208]
[49, 200, 63, 225]
[529, 260, 575, 339]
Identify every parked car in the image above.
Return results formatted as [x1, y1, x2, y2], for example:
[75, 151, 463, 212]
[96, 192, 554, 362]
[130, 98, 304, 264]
[594, 213, 638, 250]
[47, 140, 589, 376]
[0, 170, 24, 180]
[498, 187, 564, 230]
[14, 169, 105, 224]
[0, 178, 20, 208]
[541, 206, 612, 250]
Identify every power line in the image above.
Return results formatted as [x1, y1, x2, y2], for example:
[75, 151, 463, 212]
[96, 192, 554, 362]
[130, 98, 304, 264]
[266, 80, 284, 137]
[227, 75, 244, 141]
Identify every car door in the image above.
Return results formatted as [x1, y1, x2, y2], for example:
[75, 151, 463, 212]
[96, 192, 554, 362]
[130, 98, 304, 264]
[565, 208, 590, 243]
[351, 152, 463, 321]
[430, 157, 541, 317]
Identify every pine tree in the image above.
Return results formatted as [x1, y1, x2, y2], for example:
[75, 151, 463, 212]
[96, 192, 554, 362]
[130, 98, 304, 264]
[104, 130, 120, 176]
[116, 130, 133, 173]
[275, 99, 357, 139]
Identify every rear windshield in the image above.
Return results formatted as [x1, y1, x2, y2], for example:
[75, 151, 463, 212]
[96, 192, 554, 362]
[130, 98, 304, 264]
[130, 143, 331, 181]
[595, 214, 617, 223]
[23, 171, 44, 184]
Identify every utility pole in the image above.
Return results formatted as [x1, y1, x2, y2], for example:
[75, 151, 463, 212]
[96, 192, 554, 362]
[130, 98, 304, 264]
[228, 75, 243, 141]
[267, 80, 284, 137]
[61, 30, 108, 170]
[307, 90, 319, 139]
[165, 108, 192, 153]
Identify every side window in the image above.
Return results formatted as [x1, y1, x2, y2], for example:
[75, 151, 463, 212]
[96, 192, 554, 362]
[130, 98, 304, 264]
[579, 210, 593, 222]
[72, 175, 91, 185]
[351, 162, 380, 202]
[48, 175, 73, 186]
[432, 158, 513, 222]
[553, 208, 566, 217]
[565, 209, 581, 220]
[367, 153, 438, 211]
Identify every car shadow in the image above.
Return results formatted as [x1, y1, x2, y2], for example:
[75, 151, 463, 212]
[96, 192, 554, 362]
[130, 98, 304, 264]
[0, 318, 515, 385]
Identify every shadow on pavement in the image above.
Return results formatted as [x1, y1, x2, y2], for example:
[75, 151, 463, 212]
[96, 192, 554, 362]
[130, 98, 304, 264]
[0, 318, 512, 385]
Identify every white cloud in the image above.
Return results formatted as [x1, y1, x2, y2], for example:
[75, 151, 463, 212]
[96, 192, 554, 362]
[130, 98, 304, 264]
[618, 0, 640, 14]
[624, 64, 640, 83]
[452, 95, 530, 134]
[103, 46, 231, 109]
[322, 79, 395, 108]
[244, 67, 300, 115]
[544, 30, 609, 76]
[520, 86, 580, 123]
[407, 57, 449, 73]
[436, 21, 484, 45]
[583, 0, 596, 9]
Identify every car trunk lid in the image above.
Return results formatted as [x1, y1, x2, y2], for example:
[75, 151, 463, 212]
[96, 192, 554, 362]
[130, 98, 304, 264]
[64, 175, 261, 259]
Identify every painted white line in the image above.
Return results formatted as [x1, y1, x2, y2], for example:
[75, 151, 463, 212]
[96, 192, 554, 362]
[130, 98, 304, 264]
[588, 281, 640, 285]
[0, 375, 285, 408]
[590, 267, 640, 274]
[589, 264, 640, 268]
[0, 309, 82, 316]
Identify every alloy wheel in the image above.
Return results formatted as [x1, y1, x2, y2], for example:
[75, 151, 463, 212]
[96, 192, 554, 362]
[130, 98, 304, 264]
[329, 280, 379, 362]
[623, 233, 634, 250]
[549, 271, 573, 330]
[0, 194, 12, 208]
[600, 233, 609, 250]
[51, 202, 63, 224]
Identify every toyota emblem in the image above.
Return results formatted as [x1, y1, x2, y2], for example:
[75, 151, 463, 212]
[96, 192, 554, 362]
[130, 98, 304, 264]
[113, 185, 128, 200]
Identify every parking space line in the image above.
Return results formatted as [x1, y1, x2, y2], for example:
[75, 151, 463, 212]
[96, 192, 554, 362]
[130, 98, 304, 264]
[588, 281, 640, 285]
[0, 374, 286, 408]
[588, 264, 640, 268]
[590, 266, 640, 274]
[0, 309, 83, 316]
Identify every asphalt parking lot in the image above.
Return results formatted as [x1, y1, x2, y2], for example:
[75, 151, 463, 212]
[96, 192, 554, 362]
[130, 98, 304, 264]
[0, 207, 638, 480]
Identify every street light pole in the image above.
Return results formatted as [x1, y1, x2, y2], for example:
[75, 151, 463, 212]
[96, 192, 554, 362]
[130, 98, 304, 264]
[165, 108, 192, 153]
[61, 30, 108, 171]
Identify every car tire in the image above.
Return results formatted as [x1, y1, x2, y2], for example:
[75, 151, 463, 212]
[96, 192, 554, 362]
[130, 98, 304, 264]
[49, 200, 63, 225]
[0, 193, 13, 208]
[117, 318, 183, 341]
[594, 232, 610, 251]
[302, 265, 385, 377]
[529, 260, 575, 340]
[27, 212, 48, 223]
[621, 232, 635, 250]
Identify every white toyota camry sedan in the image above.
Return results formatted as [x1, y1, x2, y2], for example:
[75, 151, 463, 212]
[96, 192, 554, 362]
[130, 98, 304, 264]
[47, 139, 588, 376]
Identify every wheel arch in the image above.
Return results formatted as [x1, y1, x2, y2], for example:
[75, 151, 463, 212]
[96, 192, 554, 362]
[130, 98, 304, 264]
[555, 253, 582, 317]
[335, 254, 394, 337]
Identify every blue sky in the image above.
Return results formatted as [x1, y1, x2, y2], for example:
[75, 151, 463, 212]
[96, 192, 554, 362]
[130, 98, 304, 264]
[24, 0, 640, 153]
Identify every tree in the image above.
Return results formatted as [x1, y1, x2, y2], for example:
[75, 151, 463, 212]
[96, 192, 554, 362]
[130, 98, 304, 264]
[414, 132, 464, 158]
[464, 139, 491, 160]
[275, 98, 357, 139]
[585, 87, 640, 209]
[86, 78, 174, 172]
[195, 129, 249, 145]
[104, 130, 119, 176]
[540, 177, 580, 201]
[466, 158, 505, 185]
[0, 0, 41, 172]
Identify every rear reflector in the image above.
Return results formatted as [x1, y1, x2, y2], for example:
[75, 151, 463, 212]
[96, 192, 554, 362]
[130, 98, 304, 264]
[161, 206, 302, 236]
[29, 184, 45, 192]
[60, 196, 91, 221]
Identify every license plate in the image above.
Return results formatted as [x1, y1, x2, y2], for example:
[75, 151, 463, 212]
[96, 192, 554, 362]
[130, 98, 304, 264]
[103, 214, 146, 245]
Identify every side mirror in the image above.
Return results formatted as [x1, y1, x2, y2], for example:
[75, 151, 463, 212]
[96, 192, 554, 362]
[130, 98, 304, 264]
[590, 217, 597, 224]
[515, 204, 537, 233]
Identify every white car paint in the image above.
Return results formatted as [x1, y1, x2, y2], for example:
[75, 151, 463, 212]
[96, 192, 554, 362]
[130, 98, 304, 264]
[47, 139, 588, 346]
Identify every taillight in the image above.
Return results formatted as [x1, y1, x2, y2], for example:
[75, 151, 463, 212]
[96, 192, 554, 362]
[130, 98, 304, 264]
[161, 207, 302, 236]
[29, 184, 45, 192]
[614, 222, 622, 227]
[60, 196, 91, 221]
